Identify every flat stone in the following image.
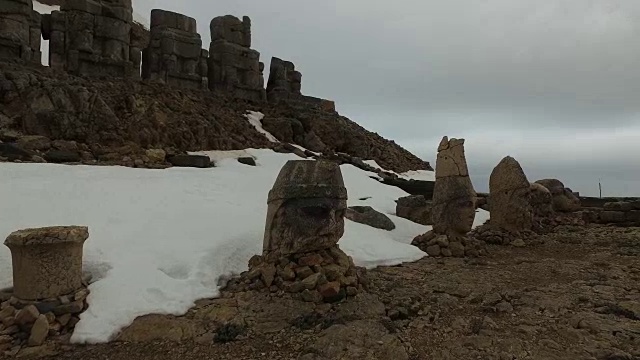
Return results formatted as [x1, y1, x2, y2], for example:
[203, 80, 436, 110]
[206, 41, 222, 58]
[301, 273, 323, 290]
[167, 154, 211, 168]
[52, 300, 84, 316]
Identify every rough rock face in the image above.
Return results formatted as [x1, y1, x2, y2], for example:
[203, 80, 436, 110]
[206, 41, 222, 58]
[207, 15, 265, 102]
[395, 195, 433, 225]
[412, 137, 484, 258]
[535, 179, 581, 213]
[0, 62, 429, 173]
[142, 10, 207, 90]
[0, 0, 42, 64]
[263, 160, 347, 259]
[489, 156, 533, 234]
[345, 206, 395, 231]
[266, 57, 301, 102]
[41, 0, 139, 78]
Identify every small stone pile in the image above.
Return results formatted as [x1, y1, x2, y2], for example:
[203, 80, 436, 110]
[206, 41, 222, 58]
[471, 156, 535, 246]
[411, 136, 486, 257]
[224, 160, 366, 303]
[0, 285, 90, 351]
[224, 246, 366, 303]
[1, 226, 91, 353]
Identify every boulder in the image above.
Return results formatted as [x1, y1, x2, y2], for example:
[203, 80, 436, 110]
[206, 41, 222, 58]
[535, 179, 581, 212]
[345, 206, 395, 231]
[44, 150, 82, 163]
[167, 154, 212, 168]
[395, 195, 433, 225]
[237, 157, 256, 166]
[489, 156, 532, 233]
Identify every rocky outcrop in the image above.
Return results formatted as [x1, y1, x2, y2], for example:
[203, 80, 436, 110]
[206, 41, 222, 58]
[535, 179, 581, 213]
[0, 62, 429, 173]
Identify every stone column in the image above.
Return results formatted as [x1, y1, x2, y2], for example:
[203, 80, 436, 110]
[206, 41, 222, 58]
[4, 226, 89, 300]
[412, 136, 485, 257]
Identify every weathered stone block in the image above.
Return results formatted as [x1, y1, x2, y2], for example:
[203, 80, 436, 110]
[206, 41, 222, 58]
[94, 16, 130, 42]
[4, 226, 89, 301]
[150, 9, 196, 33]
[62, 0, 102, 15]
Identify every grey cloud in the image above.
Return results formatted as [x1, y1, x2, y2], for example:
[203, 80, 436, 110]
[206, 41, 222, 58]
[132, 0, 640, 196]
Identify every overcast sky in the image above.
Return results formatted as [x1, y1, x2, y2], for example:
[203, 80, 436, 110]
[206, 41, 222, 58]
[131, 1, 640, 196]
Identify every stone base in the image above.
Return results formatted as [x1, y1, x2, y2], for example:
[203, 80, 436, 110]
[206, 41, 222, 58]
[411, 230, 487, 258]
[0, 285, 90, 353]
[470, 224, 537, 246]
[223, 246, 367, 304]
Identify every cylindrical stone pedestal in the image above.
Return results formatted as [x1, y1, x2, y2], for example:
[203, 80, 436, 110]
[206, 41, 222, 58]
[4, 226, 89, 300]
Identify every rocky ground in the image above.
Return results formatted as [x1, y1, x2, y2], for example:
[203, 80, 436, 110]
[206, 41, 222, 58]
[10, 224, 640, 359]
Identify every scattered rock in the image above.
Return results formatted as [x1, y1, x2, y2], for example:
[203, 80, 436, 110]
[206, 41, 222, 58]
[237, 157, 256, 166]
[167, 155, 212, 168]
[27, 315, 49, 347]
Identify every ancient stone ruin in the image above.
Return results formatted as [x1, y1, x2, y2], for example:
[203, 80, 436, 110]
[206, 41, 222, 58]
[141, 9, 207, 89]
[1, 226, 91, 349]
[412, 137, 486, 257]
[471, 156, 535, 245]
[42, 0, 140, 78]
[207, 15, 266, 101]
[224, 160, 367, 303]
[0, 0, 41, 63]
[266, 56, 336, 111]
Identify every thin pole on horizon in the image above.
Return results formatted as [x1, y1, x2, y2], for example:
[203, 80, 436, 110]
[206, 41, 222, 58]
[598, 178, 602, 199]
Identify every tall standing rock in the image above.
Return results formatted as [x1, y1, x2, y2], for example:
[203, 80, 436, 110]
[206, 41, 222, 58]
[412, 137, 485, 258]
[489, 156, 533, 234]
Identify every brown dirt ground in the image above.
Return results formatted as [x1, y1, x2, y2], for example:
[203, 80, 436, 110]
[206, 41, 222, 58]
[11, 225, 640, 360]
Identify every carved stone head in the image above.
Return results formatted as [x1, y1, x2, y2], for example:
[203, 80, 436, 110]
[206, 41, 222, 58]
[263, 160, 348, 260]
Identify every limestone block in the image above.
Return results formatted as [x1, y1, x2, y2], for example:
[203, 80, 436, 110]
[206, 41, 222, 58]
[4, 226, 89, 301]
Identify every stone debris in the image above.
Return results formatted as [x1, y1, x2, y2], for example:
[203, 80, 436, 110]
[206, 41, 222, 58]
[142, 9, 207, 90]
[582, 200, 640, 226]
[0, 286, 89, 352]
[412, 136, 485, 257]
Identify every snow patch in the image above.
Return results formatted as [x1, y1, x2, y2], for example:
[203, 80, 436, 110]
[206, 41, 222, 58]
[245, 111, 279, 143]
[0, 148, 433, 344]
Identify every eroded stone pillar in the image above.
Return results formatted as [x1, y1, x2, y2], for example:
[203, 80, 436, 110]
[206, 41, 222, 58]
[207, 15, 266, 101]
[4, 226, 89, 300]
[412, 136, 486, 257]
[141, 9, 206, 89]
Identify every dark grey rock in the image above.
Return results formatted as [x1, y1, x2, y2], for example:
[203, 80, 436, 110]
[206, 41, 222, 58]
[345, 206, 395, 231]
[44, 150, 82, 163]
[237, 157, 256, 166]
[167, 154, 212, 168]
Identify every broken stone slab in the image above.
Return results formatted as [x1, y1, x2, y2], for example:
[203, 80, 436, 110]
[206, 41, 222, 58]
[167, 154, 212, 168]
[4, 226, 89, 300]
[490, 156, 533, 233]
